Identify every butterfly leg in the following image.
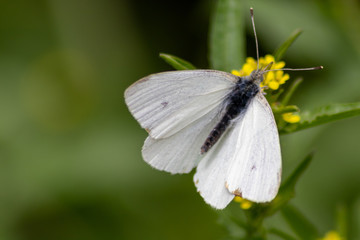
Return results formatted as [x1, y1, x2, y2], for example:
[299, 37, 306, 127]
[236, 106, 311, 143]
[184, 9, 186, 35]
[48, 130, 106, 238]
[261, 86, 269, 95]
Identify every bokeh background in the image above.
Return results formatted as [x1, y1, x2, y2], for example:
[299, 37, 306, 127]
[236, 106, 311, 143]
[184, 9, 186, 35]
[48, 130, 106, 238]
[0, 0, 359, 239]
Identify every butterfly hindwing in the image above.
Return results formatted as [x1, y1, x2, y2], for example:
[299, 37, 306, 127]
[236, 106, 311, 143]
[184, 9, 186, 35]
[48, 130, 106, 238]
[142, 105, 222, 174]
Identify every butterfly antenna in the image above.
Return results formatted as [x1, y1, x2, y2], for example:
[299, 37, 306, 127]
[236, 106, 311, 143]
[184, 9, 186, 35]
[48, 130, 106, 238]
[264, 66, 323, 73]
[263, 61, 273, 71]
[250, 8, 260, 70]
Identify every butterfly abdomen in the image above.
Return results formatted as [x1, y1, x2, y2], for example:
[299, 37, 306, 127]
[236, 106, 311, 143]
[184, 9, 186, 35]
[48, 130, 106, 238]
[200, 79, 259, 154]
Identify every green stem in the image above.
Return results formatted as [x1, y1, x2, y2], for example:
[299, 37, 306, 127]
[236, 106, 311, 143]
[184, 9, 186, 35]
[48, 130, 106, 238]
[244, 207, 267, 238]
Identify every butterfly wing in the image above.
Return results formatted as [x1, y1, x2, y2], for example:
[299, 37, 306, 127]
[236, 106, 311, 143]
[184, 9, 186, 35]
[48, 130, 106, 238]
[142, 106, 221, 174]
[193, 130, 236, 209]
[124, 70, 236, 139]
[194, 93, 281, 209]
[225, 93, 281, 202]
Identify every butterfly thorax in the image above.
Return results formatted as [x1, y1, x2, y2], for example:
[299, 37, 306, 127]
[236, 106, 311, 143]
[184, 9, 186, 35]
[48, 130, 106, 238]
[200, 76, 260, 154]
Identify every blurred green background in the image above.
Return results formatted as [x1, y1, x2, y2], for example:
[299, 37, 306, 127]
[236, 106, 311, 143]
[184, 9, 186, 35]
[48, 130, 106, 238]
[0, 0, 359, 239]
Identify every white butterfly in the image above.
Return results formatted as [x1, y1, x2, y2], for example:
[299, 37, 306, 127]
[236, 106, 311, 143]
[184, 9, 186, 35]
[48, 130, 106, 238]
[124, 6, 323, 209]
[124, 68, 282, 209]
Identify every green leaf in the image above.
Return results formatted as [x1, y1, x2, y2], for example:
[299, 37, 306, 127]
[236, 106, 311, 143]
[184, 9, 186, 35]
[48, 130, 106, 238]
[279, 152, 314, 201]
[281, 204, 319, 240]
[281, 102, 360, 134]
[159, 53, 196, 70]
[280, 78, 303, 106]
[336, 204, 349, 239]
[209, 0, 245, 72]
[279, 152, 313, 197]
[265, 152, 314, 215]
[268, 88, 284, 103]
[273, 105, 299, 115]
[273, 29, 303, 61]
[217, 209, 246, 239]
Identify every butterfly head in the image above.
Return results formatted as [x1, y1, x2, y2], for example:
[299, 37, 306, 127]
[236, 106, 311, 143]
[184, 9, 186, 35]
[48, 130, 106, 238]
[249, 69, 264, 85]
[250, 61, 273, 85]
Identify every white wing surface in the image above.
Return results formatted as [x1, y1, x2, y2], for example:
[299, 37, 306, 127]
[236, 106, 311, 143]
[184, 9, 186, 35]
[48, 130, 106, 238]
[142, 106, 221, 174]
[193, 130, 236, 209]
[225, 93, 281, 202]
[194, 93, 281, 209]
[124, 70, 236, 139]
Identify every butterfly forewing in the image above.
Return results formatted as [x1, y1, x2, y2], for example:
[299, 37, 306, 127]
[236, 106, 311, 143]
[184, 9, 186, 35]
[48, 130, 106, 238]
[124, 70, 236, 139]
[194, 93, 281, 209]
[225, 94, 281, 202]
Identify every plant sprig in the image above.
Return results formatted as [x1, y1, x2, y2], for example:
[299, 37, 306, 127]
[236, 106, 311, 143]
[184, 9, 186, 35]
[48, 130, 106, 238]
[159, 0, 360, 238]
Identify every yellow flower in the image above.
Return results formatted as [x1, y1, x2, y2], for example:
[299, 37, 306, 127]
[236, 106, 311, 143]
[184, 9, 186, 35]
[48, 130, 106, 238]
[318, 231, 343, 240]
[231, 55, 290, 90]
[233, 196, 252, 209]
[282, 112, 301, 123]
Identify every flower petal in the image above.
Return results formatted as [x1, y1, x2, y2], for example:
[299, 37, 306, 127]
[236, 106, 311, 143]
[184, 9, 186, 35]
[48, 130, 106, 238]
[280, 74, 290, 84]
[274, 61, 285, 69]
[264, 55, 275, 64]
[282, 112, 300, 123]
[269, 81, 280, 90]
[231, 70, 241, 76]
